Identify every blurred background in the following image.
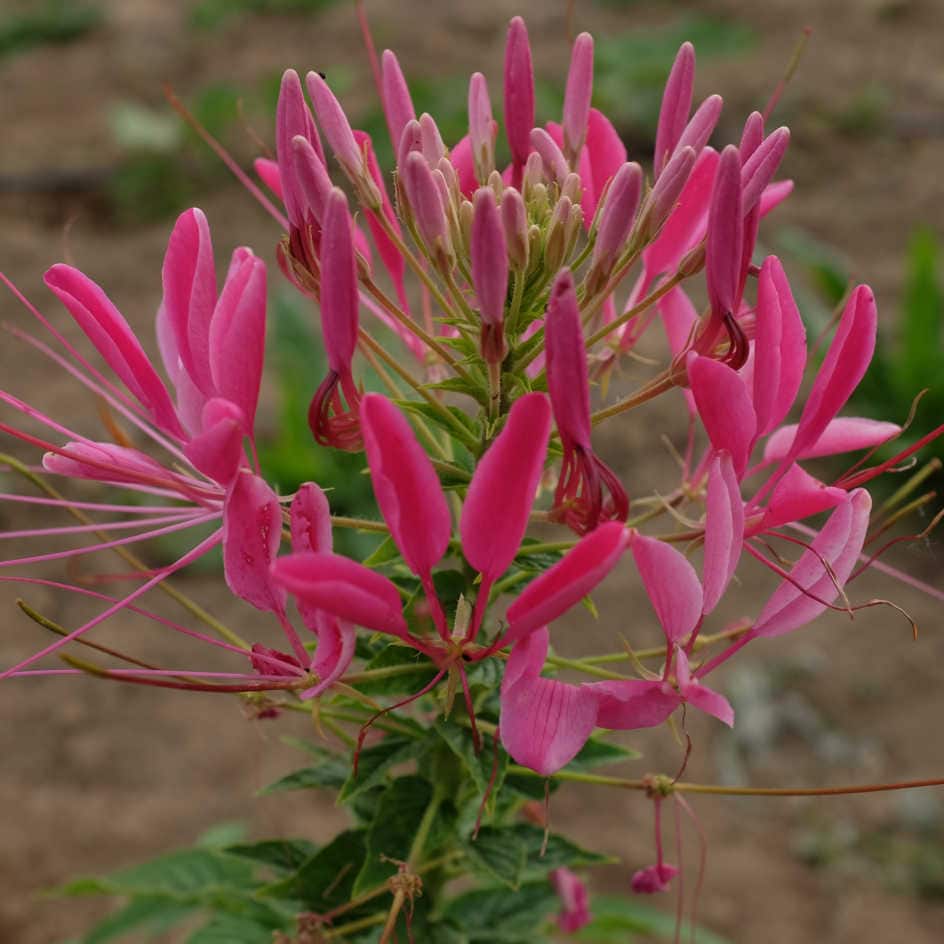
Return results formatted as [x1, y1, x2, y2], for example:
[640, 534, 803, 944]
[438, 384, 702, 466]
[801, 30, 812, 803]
[1, 0, 943, 941]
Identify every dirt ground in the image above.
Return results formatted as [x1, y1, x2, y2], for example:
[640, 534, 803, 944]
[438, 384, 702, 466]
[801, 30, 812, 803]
[1, 1, 943, 942]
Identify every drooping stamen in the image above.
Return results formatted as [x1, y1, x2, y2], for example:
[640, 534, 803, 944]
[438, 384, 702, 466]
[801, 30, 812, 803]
[307, 369, 363, 451]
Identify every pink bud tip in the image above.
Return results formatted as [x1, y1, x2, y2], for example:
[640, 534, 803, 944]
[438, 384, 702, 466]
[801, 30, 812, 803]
[471, 187, 508, 327]
[643, 145, 696, 237]
[396, 118, 423, 171]
[381, 49, 416, 150]
[291, 135, 332, 225]
[504, 16, 535, 167]
[675, 93, 723, 155]
[740, 126, 789, 214]
[468, 71, 495, 184]
[530, 127, 569, 186]
[654, 41, 695, 177]
[563, 32, 594, 163]
[419, 112, 446, 165]
[306, 71, 362, 180]
[401, 150, 452, 257]
[501, 187, 529, 270]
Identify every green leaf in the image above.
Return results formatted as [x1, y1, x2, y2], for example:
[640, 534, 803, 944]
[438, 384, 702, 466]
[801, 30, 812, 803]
[261, 829, 366, 911]
[509, 824, 615, 879]
[338, 736, 427, 802]
[352, 775, 440, 895]
[259, 760, 349, 795]
[443, 882, 558, 941]
[462, 826, 527, 890]
[566, 736, 640, 770]
[434, 720, 506, 799]
[361, 535, 402, 568]
[898, 228, 942, 391]
[186, 913, 284, 943]
[195, 822, 247, 849]
[78, 897, 194, 944]
[224, 839, 319, 873]
[357, 644, 438, 696]
[575, 895, 733, 943]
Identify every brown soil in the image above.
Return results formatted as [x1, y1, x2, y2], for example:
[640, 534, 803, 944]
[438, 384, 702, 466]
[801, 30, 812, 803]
[1, 1, 943, 942]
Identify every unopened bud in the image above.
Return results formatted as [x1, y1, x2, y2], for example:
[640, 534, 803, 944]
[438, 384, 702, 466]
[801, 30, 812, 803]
[563, 32, 594, 165]
[639, 145, 696, 240]
[401, 151, 453, 267]
[588, 161, 643, 292]
[545, 196, 573, 273]
[468, 72, 495, 184]
[381, 49, 416, 150]
[675, 94, 723, 155]
[522, 151, 545, 200]
[420, 112, 446, 165]
[561, 172, 582, 206]
[487, 169, 504, 202]
[502, 187, 529, 271]
[471, 188, 508, 327]
[504, 16, 535, 167]
[530, 127, 569, 186]
[740, 126, 789, 214]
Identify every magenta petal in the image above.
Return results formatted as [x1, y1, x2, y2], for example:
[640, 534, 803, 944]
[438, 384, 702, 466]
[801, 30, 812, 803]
[461, 393, 551, 582]
[584, 108, 627, 215]
[505, 521, 629, 645]
[272, 551, 409, 639]
[758, 464, 846, 532]
[277, 69, 322, 227]
[303, 614, 356, 698]
[320, 188, 360, 373]
[688, 353, 757, 479]
[44, 265, 182, 437]
[161, 207, 218, 397]
[290, 482, 333, 555]
[752, 256, 807, 435]
[631, 864, 679, 894]
[754, 489, 872, 638]
[207, 250, 266, 435]
[705, 145, 743, 317]
[630, 533, 703, 645]
[361, 394, 451, 578]
[499, 628, 600, 776]
[592, 679, 679, 730]
[471, 187, 508, 326]
[254, 157, 283, 200]
[675, 649, 734, 726]
[763, 417, 901, 463]
[702, 451, 744, 614]
[223, 471, 285, 614]
[504, 16, 535, 167]
[545, 270, 592, 449]
[184, 398, 245, 485]
[740, 127, 789, 213]
[551, 868, 591, 934]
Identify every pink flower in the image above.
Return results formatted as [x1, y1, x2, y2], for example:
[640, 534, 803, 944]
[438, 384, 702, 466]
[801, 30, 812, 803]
[631, 863, 679, 895]
[550, 868, 591, 933]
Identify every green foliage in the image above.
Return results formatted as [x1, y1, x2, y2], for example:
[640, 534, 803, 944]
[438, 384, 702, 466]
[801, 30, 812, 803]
[191, 0, 341, 31]
[0, 0, 101, 60]
[575, 894, 733, 942]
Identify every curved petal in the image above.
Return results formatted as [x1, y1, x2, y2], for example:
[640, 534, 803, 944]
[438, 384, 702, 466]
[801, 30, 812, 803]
[702, 451, 743, 614]
[302, 614, 356, 698]
[271, 551, 409, 639]
[630, 532, 703, 645]
[675, 649, 734, 725]
[505, 521, 629, 645]
[763, 416, 900, 462]
[183, 398, 245, 485]
[757, 463, 846, 532]
[361, 393, 451, 578]
[499, 628, 600, 776]
[461, 393, 551, 582]
[290, 482, 333, 555]
[591, 679, 679, 730]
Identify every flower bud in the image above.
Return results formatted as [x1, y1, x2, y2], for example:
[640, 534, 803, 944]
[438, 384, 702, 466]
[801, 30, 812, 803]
[420, 112, 446, 165]
[504, 15, 535, 168]
[381, 49, 416, 149]
[502, 187, 529, 271]
[471, 188, 508, 329]
[654, 42, 695, 177]
[530, 127, 569, 186]
[706, 145, 743, 317]
[740, 126, 789, 214]
[468, 71, 495, 184]
[396, 118, 423, 171]
[739, 110, 764, 159]
[675, 93, 723, 155]
[638, 145, 695, 240]
[560, 171, 582, 206]
[590, 162, 643, 289]
[545, 196, 573, 273]
[401, 150, 453, 267]
[291, 134, 332, 225]
[487, 169, 504, 201]
[563, 32, 594, 165]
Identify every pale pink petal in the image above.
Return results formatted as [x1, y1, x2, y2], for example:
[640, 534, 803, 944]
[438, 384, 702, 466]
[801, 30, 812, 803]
[271, 551, 409, 639]
[550, 868, 591, 934]
[253, 157, 283, 200]
[208, 249, 266, 435]
[499, 628, 600, 776]
[380, 49, 416, 150]
[45, 265, 183, 436]
[563, 33, 593, 161]
[461, 393, 551, 582]
[702, 451, 743, 614]
[505, 521, 630, 645]
[754, 489, 872, 637]
[361, 393, 451, 578]
[630, 532, 703, 645]
[449, 133, 478, 198]
[763, 417, 900, 462]
[688, 353, 757, 479]
[223, 471, 285, 614]
[592, 678, 679, 730]
[675, 649, 734, 725]
[303, 614, 356, 698]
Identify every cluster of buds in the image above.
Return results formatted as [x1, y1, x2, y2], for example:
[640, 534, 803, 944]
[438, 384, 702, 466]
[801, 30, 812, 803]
[2, 12, 941, 929]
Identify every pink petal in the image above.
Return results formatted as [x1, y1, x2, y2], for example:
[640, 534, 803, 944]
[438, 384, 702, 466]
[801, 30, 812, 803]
[183, 397, 245, 485]
[499, 628, 600, 776]
[563, 33, 594, 160]
[545, 269, 592, 450]
[757, 463, 847, 532]
[592, 678, 679, 730]
[449, 133, 478, 198]
[702, 451, 744, 614]
[276, 69, 323, 228]
[43, 440, 169, 487]
[754, 489, 872, 637]
[290, 482, 333, 554]
[740, 127, 789, 214]
[584, 108, 627, 216]
[401, 151, 451, 256]
[208, 249, 266, 435]
[591, 162, 643, 274]
[160, 208, 219, 398]
[641, 146, 696, 240]
[461, 393, 551, 582]
[530, 127, 569, 186]
[306, 71, 362, 180]
[319, 188, 360, 373]
[631, 864, 679, 894]
[763, 416, 900, 462]
[468, 72, 495, 185]
[504, 16, 535, 167]
[380, 49, 416, 150]
[505, 521, 630, 645]
[551, 868, 591, 934]
[291, 134, 333, 225]
[361, 393, 451, 578]
[752, 256, 807, 436]
[654, 41, 694, 177]
[675, 649, 734, 725]
[688, 353, 757, 479]
[706, 145, 743, 317]
[303, 613, 356, 698]
[223, 471, 285, 614]
[44, 265, 183, 437]
[271, 551, 409, 639]
[253, 157, 283, 201]
[630, 533, 703, 645]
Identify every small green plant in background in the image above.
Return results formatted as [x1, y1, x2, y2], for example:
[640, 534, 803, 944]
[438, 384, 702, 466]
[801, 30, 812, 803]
[0, 0, 101, 61]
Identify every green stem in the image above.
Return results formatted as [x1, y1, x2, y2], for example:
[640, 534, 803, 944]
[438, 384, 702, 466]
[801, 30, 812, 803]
[330, 514, 389, 533]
